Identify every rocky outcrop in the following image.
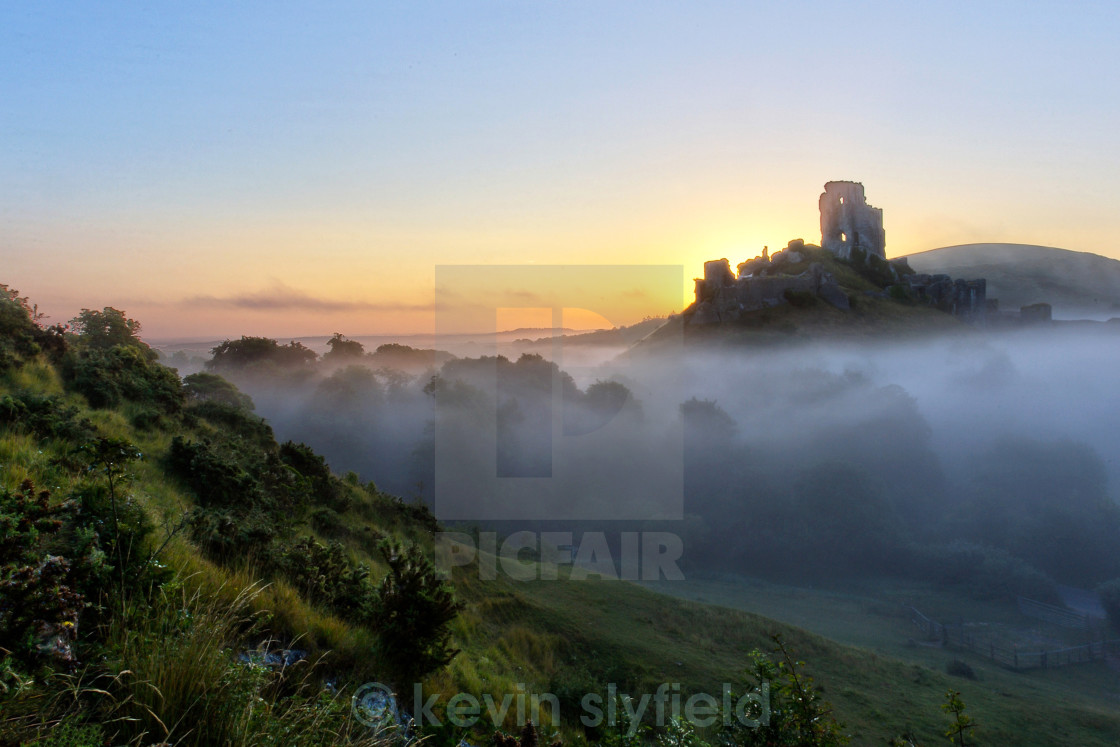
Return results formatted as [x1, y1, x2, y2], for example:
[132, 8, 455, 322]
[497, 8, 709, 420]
[820, 181, 885, 261]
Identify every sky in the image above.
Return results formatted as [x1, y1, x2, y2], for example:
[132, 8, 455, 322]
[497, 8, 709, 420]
[2, 1, 1119, 340]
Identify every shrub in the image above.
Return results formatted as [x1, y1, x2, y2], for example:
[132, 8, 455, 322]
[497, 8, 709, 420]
[0, 392, 95, 442]
[280, 441, 347, 511]
[946, 659, 977, 680]
[183, 372, 255, 410]
[62, 345, 183, 412]
[783, 289, 818, 308]
[928, 541, 1060, 603]
[187, 399, 274, 447]
[0, 481, 85, 669]
[0, 285, 66, 370]
[267, 536, 376, 620]
[168, 436, 287, 558]
[719, 634, 849, 746]
[1098, 578, 1120, 630]
[888, 284, 911, 302]
[168, 436, 262, 510]
[370, 539, 464, 689]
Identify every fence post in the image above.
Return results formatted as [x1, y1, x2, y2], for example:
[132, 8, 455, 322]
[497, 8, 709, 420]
[1014, 651, 1019, 669]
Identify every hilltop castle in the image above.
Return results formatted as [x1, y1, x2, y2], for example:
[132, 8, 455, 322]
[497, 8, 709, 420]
[685, 181, 990, 325]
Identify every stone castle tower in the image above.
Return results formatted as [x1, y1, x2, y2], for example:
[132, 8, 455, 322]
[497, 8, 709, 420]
[819, 181, 885, 260]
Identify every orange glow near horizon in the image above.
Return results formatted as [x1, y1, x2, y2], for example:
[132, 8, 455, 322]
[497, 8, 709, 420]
[9, 190, 1118, 344]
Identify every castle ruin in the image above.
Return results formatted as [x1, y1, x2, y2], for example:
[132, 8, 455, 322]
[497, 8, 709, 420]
[683, 181, 992, 326]
[819, 181, 885, 261]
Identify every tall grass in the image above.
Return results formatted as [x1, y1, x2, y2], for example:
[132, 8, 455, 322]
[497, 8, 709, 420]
[11, 577, 392, 747]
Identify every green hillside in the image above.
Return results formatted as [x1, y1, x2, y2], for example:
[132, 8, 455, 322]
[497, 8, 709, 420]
[4, 284, 1120, 746]
[904, 243, 1120, 319]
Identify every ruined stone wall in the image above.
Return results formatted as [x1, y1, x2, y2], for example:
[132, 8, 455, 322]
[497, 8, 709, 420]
[903, 274, 988, 321]
[819, 181, 885, 260]
[688, 251, 849, 325]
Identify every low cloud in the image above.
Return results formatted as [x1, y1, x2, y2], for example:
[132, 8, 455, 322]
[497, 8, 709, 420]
[182, 283, 435, 314]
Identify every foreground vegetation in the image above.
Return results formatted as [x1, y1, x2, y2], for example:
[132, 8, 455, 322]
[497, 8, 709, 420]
[4, 283, 1120, 745]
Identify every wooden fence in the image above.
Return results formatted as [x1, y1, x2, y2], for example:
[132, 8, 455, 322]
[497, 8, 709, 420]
[908, 606, 1120, 671]
[1017, 596, 1093, 630]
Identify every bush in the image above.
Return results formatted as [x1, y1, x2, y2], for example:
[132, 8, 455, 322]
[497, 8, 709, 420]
[719, 634, 849, 746]
[370, 539, 464, 688]
[0, 392, 95, 442]
[170, 437, 347, 559]
[169, 436, 262, 510]
[946, 659, 977, 680]
[920, 541, 1059, 603]
[280, 441, 347, 512]
[0, 285, 67, 372]
[183, 372, 255, 410]
[129, 407, 163, 430]
[1098, 578, 1120, 630]
[0, 481, 86, 669]
[187, 399, 274, 447]
[783, 289, 818, 308]
[168, 437, 287, 558]
[267, 536, 376, 619]
[62, 345, 184, 412]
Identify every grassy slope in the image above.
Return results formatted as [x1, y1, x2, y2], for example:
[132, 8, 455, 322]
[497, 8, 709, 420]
[442, 567, 1120, 746]
[904, 243, 1120, 317]
[645, 574, 1120, 744]
[6, 356, 1120, 745]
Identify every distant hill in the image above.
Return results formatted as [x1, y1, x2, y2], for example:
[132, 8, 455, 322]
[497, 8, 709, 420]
[903, 243, 1120, 320]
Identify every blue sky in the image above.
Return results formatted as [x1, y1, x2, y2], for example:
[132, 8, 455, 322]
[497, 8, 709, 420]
[2, 1, 1118, 337]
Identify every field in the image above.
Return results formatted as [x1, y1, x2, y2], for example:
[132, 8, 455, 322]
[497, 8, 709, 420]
[640, 572, 1120, 744]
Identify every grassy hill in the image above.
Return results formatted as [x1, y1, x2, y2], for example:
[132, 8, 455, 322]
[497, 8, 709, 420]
[904, 243, 1120, 319]
[4, 285, 1120, 746]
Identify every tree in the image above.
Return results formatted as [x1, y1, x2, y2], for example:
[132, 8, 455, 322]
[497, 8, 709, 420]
[941, 690, 976, 746]
[0, 285, 42, 343]
[0, 284, 67, 368]
[680, 397, 737, 448]
[208, 336, 317, 371]
[183, 372, 255, 410]
[79, 437, 143, 603]
[720, 634, 849, 746]
[69, 307, 149, 355]
[370, 539, 463, 689]
[323, 332, 365, 361]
